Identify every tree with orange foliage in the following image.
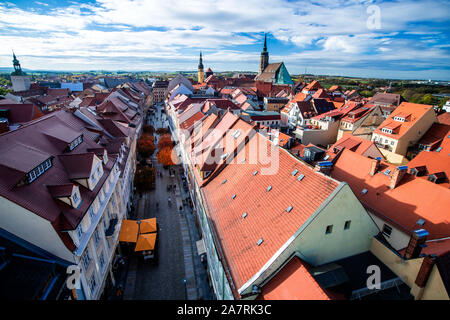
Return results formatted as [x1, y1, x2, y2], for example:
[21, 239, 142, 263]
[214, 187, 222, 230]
[157, 134, 174, 150]
[157, 146, 176, 167]
[137, 133, 156, 158]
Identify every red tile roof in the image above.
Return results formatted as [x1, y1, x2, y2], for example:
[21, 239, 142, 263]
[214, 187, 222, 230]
[180, 111, 205, 131]
[303, 80, 322, 92]
[258, 256, 332, 300]
[201, 133, 339, 290]
[0, 103, 44, 124]
[408, 146, 450, 188]
[329, 136, 381, 157]
[417, 123, 450, 149]
[373, 102, 435, 139]
[0, 110, 120, 251]
[437, 112, 450, 126]
[331, 149, 450, 240]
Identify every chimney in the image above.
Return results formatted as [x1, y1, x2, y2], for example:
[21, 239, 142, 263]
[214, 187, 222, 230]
[415, 255, 436, 288]
[389, 165, 408, 189]
[404, 229, 428, 260]
[370, 157, 381, 176]
[315, 161, 333, 176]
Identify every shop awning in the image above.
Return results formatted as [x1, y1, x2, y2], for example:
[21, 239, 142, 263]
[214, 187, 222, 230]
[118, 220, 139, 243]
[140, 218, 157, 234]
[135, 233, 157, 252]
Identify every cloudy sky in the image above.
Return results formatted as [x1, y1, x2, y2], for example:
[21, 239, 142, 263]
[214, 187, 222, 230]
[0, 0, 449, 79]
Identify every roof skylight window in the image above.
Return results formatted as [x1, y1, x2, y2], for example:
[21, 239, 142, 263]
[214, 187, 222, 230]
[267, 186, 272, 192]
[27, 158, 53, 184]
[291, 169, 298, 176]
[297, 174, 305, 181]
[253, 170, 258, 176]
[69, 135, 83, 151]
[257, 238, 264, 246]
[242, 212, 248, 219]
[416, 218, 426, 226]
[286, 206, 293, 213]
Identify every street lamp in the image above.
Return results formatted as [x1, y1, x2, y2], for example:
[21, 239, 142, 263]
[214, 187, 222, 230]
[183, 278, 187, 299]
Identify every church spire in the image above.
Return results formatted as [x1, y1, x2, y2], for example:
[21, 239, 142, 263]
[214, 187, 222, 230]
[198, 51, 204, 69]
[197, 51, 205, 84]
[11, 51, 25, 76]
[259, 33, 269, 74]
[263, 33, 267, 52]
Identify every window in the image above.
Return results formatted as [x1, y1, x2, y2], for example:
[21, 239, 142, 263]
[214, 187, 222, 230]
[81, 251, 91, 270]
[382, 224, 392, 237]
[89, 274, 96, 294]
[99, 251, 105, 269]
[325, 225, 333, 234]
[94, 229, 101, 246]
[72, 191, 79, 204]
[344, 220, 351, 230]
[76, 224, 83, 240]
[89, 206, 95, 219]
[27, 158, 52, 183]
[69, 135, 83, 151]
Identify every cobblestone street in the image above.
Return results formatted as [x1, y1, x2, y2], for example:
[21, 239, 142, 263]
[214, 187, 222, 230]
[123, 104, 214, 300]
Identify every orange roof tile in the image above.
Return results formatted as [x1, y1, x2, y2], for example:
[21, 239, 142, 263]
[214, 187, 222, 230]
[373, 102, 435, 140]
[258, 257, 332, 300]
[437, 112, 450, 126]
[331, 149, 450, 240]
[202, 133, 339, 290]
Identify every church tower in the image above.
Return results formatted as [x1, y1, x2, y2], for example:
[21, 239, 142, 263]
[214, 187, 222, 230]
[197, 51, 205, 84]
[10, 52, 30, 92]
[259, 33, 269, 74]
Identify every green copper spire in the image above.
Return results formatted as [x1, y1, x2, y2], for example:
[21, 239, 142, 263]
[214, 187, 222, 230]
[198, 51, 204, 69]
[11, 51, 25, 76]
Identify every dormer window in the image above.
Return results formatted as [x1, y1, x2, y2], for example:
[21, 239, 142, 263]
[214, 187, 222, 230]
[381, 128, 392, 134]
[72, 187, 82, 208]
[69, 135, 83, 151]
[394, 116, 405, 122]
[27, 158, 52, 184]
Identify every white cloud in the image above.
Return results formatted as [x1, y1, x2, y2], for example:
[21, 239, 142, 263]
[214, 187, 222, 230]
[0, 0, 448, 78]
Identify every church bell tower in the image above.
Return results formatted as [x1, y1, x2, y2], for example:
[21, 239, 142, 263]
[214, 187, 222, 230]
[259, 33, 269, 74]
[197, 51, 205, 84]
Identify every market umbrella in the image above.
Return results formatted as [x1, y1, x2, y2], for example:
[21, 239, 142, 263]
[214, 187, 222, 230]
[134, 233, 157, 252]
[118, 220, 139, 243]
[139, 218, 157, 234]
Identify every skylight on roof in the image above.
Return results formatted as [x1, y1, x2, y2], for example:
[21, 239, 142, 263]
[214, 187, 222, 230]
[222, 179, 227, 184]
[221, 153, 228, 160]
[384, 169, 391, 175]
[267, 186, 272, 192]
[232, 194, 236, 199]
[257, 238, 264, 246]
[253, 170, 258, 176]
[436, 147, 442, 152]
[323, 155, 330, 160]
[242, 212, 247, 219]
[362, 189, 368, 194]
[297, 174, 305, 181]
[286, 206, 293, 213]
[416, 219, 426, 226]
[291, 169, 298, 176]
[233, 130, 241, 139]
